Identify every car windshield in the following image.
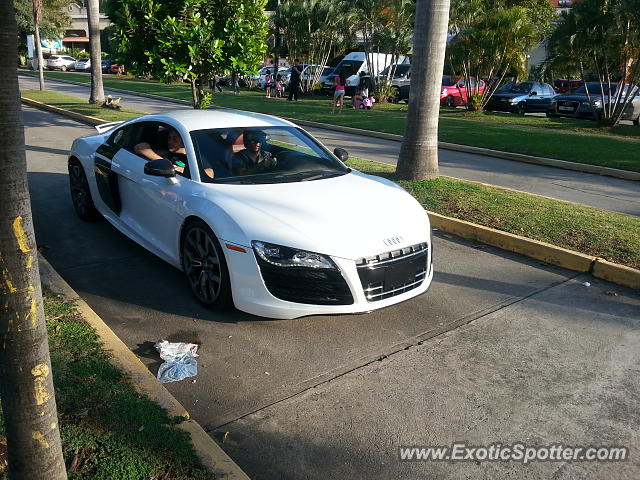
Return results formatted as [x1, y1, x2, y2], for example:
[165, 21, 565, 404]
[499, 82, 533, 93]
[380, 65, 411, 78]
[190, 126, 350, 185]
[322, 67, 334, 76]
[442, 76, 457, 87]
[571, 83, 616, 95]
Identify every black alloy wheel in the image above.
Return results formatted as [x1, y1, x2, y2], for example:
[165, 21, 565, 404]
[68, 160, 100, 221]
[181, 220, 232, 309]
[517, 102, 526, 115]
[445, 95, 456, 108]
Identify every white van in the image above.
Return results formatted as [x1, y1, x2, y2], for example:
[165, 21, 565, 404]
[328, 52, 407, 95]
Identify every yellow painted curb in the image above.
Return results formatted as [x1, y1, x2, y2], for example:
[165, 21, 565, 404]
[21, 97, 106, 125]
[428, 211, 597, 272]
[38, 253, 250, 480]
[592, 259, 640, 290]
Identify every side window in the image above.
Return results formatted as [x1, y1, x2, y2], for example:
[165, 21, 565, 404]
[132, 122, 190, 179]
[107, 126, 130, 149]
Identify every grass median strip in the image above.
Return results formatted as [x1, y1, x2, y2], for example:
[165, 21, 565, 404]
[21, 89, 640, 269]
[22, 71, 640, 172]
[0, 289, 216, 480]
[347, 158, 640, 270]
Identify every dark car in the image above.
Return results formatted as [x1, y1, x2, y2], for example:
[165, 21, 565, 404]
[547, 82, 640, 124]
[485, 81, 556, 114]
[101, 59, 125, 74]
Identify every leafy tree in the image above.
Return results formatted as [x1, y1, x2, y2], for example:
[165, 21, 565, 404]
[1, 1, 66, 479]
[274, 0, 356, 91]
[546, 0, 640, 125]
[108, 0, 268, 107]
[446, 0, 554, 110]
[14, 0, 70, 53]
[396, 0, 451, 181]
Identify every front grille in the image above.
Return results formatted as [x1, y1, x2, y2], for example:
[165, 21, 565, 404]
[557, 100, 579, 113]
[256, 259, 354, 305]
[356, 243, 429, 302]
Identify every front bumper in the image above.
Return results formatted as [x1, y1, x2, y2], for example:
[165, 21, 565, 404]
[224, 241, 433, 319]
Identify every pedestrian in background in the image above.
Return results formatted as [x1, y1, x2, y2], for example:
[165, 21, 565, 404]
[210, 74, 223, 93]
[265, 69, 272, 98]
[232, 72, 240, 95]
[332, 73, 346, 114]
[275, 74, 284, 98]
[288, 59, 302, 101]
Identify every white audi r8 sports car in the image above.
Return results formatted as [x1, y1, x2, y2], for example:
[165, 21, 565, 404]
[68, 110, 433, 319]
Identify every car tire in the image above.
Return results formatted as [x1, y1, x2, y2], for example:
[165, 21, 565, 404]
[61, 65, 66, 72]
[181, 219, 232, 310]
[445, 95, 456, 108]
[633, 116, 639, 126]
[546, 112, 557, 118]
[68, 159, 100, 221]
[517, 102, 526, 115]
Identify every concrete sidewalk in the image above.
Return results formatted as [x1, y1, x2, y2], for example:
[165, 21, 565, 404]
[18, 75, 640, 217]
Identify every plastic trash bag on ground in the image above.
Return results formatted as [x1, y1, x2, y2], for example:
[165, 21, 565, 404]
[154, 340, 199, 383]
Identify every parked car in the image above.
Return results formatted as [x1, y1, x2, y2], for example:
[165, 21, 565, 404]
[378, 64, 412, 102]
[256, 66, 288, 89]
[552, 79, 583, 94]
[101, 59, 125, 74]
[440, 76, 486, 107]
[47, 55, 76, 71]
[485, 81, 557, 114]
[73, 58, 91, 72]
[68, 110, 433, 319]
[547, 82, 640, 124]
[328, 52, 404, 96]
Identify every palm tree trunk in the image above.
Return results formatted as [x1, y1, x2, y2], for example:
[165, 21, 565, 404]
[87, 0, 105, 104]
[32, 0, 45, 90]
[0, 2, 67, 479]
[396, 0, 451, 181]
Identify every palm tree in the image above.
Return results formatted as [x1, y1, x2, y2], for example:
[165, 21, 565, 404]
[396, 0, 451, 180]
[32, 0, 45, 90]
[87, 0, 105, 104]
[0, 2, 67, 479]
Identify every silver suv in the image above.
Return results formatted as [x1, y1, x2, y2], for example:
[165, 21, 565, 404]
[47, 55, 76, 71]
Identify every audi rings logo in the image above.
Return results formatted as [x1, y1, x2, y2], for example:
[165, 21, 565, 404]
[383, 236, 404, 247]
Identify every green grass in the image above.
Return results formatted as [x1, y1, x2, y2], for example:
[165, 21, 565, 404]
[347, 158, 640, 270]
[22, 89, 145, 122]
[21, 71, 640, 172]
[0, 290, 216, 480]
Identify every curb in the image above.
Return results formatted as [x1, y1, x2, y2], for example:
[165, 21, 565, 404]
[19, 72, 640, 181]
[23, 97, 640, 290]
[21, 97, 106, 126]
[38, 254, 250, 480]
[427, 212, 640, 290]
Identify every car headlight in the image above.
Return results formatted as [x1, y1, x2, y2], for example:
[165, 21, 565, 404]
[252, 241, 337, 270]
[509, 98, 519, 103]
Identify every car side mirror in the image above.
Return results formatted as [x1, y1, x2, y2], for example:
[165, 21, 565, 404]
[144, 159, 175, 177]
[334, 147, 349, 162]
[530, 91, 538, 96]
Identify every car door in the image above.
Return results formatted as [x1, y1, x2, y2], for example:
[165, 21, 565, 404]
[525, 82, 546, 111]
[109, 122, 191, 262]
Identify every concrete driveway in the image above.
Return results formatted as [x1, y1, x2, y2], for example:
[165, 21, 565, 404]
[23, 105, 640, 479]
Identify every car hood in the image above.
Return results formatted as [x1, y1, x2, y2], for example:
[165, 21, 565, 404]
[202, 171, 431, 260]
[489, 92, 528, 100]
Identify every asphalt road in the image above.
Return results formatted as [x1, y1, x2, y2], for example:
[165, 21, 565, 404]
[19, 75, 640, 216]
[23, 105, 640, 479]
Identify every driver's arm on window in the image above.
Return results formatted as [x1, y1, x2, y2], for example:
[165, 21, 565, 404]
[134, 142, 162, 160]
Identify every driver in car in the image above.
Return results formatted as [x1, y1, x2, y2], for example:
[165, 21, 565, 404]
[231, 130, 277, 175]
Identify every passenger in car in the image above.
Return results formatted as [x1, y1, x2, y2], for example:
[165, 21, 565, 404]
[135, 129, 214, 179]
[231, 130, 277, 175]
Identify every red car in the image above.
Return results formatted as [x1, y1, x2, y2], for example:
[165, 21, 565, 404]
[552, 79, 582, 94]
[440, 76, 486, 107]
